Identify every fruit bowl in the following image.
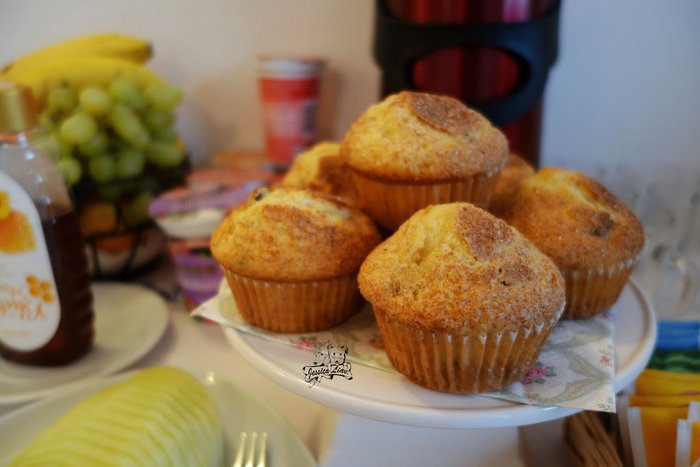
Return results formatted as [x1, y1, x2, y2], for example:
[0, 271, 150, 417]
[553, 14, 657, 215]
[73, 159, 189, 278]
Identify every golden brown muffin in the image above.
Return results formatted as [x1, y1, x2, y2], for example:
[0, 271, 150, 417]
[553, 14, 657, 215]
[488, 153, 535, 218]
[281, 141, 358, 205]
[358, 203, 565, 394]
[501, 167, 644, 319]
[340, 91, 509, 230]
[211, 187, 381, 332]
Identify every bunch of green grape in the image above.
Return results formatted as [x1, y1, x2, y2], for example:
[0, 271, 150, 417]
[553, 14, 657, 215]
[41, 78, 185, 187]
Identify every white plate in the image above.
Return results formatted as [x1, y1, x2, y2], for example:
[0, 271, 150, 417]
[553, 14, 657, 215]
[0, 368, 316, 466]
[224, 281, 656, 429]
[0, 282, 169, 405]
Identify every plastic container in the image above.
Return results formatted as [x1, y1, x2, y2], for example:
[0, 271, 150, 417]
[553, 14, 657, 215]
[149, 176, 263, 308]
[257, 57, 325, 165]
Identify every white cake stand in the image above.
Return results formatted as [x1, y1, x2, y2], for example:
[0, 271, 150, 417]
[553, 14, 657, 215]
[223, 281, 656, 429]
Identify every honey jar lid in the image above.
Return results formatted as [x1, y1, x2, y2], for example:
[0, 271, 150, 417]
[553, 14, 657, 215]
[0, 82, 38, 133]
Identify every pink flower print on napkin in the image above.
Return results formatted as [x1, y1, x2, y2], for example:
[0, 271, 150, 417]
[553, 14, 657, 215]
[295, 337, 318, 350]
[521, 362, 557, 385]
[368, 336, 384, 350]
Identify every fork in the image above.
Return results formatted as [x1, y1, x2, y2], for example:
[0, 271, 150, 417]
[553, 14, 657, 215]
[233, 431, 268, 467]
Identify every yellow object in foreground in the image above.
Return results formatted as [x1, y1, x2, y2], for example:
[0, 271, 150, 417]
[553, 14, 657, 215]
[629, 406, 688, 467]
[629, 394, 700, 407]
[640, 369, 700, 382]
[10, 367, 223, 467]
[635, 369, 700, 396]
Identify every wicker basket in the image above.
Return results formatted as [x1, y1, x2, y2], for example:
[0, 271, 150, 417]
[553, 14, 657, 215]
[564, 411, 624, 467]
[73, 160, 190, 278]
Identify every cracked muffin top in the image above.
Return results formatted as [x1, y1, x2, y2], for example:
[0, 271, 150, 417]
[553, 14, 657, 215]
[211, 187, 381, 282]
[340, 91, 509, 182]
[281, 141, 358, 205]
[500, 167, 644, 269]
[358, 202, 565, 333]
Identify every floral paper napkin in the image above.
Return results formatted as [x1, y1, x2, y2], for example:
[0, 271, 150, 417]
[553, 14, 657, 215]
[194, 281, 617, 412]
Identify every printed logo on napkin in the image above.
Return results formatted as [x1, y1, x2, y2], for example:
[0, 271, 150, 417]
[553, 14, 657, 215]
[301, 340, 353, 387]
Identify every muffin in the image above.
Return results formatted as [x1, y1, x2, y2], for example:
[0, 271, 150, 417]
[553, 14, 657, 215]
[358, 203, 565, 393]
[340, 91, 509, 231]
[501, 167, 644, 320]
[211, 187, 381, 332]
[281, 141, 359, 205]
[488, 153, 535, 218]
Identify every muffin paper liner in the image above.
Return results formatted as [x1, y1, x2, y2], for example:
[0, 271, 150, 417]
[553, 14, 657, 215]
[222, 269, 361, 332]
[350, 170, 500, 231]
[561, 257, 639, 320]
[373, 306, 559, 393]
[194, 280, 631, 412]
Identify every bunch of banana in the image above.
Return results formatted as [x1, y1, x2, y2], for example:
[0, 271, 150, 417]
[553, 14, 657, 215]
[1, 33, 187, 259]
[0, 32, 184, 181]
[2, 33, 151, 72]
[1, 33, 159, 103]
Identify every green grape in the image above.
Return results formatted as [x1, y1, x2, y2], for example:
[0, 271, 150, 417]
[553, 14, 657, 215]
[108, 104, 150, 148]
[124, 192, 154, 227]
[56, 136, 75, 160]
[59, 111, 98, 145]
[145, 140, 185, 167]
[152, 126, 178, 142]
[39, 112, 55, 131]
[46, 87, 77, 115]
[144, 83, 183, 111]
[109, 78, 147, 110]
[57, 157, 82, 186]
[31, 128, 61, 161]
[116, 148, 146, 178]
[79, 86, 113, 116]
[142, 108, 174, 132]
[88, 155, 116, 183]
[77, 130, 109, 158]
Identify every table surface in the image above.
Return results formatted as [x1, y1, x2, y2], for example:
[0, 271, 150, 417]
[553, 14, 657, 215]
[0, 269, 576, 467]
[141, 298, 573, 466]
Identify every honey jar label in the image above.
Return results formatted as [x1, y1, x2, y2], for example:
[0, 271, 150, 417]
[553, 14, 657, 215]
[0, 171, 60, 351]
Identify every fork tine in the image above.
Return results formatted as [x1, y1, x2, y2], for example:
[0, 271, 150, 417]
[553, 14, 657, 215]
[233, 432, 247, 467]
[257, 432, 268, 467]
[244, 432, 258, 467]
[233, 431, 268, 467]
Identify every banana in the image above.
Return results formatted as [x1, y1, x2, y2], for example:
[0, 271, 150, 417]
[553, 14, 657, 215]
[1, 33, 152, 75]
[1, 56, 163, 103]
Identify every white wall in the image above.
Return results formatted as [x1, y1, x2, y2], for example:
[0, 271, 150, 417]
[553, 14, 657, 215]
[542, 0, 700, 180]
[1, 0, 698, 179]
[0, 0, 380, 165]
